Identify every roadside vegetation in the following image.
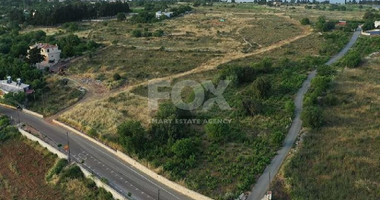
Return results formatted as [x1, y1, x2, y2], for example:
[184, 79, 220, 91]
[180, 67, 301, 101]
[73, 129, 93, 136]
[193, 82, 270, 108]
[271, 35, 380, 200]
[0, 115, 114, 199]
[0, 1, 374, 199]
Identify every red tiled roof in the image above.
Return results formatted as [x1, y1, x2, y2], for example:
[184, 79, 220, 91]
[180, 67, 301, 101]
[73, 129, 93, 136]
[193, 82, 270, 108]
[33, 43, 58, 49]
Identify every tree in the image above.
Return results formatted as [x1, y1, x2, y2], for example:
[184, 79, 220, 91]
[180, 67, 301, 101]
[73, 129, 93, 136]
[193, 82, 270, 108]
[117, 13, 126, 21]
[117, 120, 146, 153]
[171, 138, 197, 159]
[149, 102, 191, 143]
[252, 77, 271, 99]
[300, 18, 311, 25]
[27, 47, 45, 65]
[362, 20, 375, 31]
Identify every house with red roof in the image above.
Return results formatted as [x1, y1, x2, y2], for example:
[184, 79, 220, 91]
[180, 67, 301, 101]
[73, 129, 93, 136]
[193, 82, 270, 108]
[29, 43, 61, 69]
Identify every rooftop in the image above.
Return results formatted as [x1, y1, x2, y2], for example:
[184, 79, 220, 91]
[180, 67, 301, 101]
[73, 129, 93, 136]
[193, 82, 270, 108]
[30, 43, 58, 50]
[0, 80, 30, 93]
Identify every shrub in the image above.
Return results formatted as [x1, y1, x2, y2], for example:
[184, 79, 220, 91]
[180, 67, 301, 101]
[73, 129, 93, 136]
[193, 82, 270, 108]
[113, 73, 122, 81]
[117, 120, 146, 153]
[131, 29, 142, 37]
[46, 159, 68, 181]
[242, 97, 263, 116]
[171, 138, 198, 159]
[205, 119, 231, 142]
[300, 18, 311, 25]
[153, 29, 164, 37]
[302, 106, 323, 129]
[117, 13, 126, 21]
[61, 165, 84, 179]
[340, 50, 361, 68]
[252, 77, 271, 99]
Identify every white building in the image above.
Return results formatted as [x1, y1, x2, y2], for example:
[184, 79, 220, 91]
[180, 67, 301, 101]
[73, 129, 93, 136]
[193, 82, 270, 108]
[29, 43, 61, 69]
[155, 11, 174, 19]
[375, 21, 380, 29]
[0, 76, 30, 95]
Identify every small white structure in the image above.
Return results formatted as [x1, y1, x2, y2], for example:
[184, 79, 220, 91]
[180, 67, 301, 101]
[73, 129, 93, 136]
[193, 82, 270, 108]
[0, 76, 29, 95]
[29, 43, 61, 69]
[155, 11, 173, 19]
[375, 21, 380, 29]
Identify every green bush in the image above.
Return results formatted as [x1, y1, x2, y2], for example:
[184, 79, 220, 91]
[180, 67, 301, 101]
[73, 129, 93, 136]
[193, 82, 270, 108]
[0, 126, 19, 143]
[252, 77, 271, 99]
[117, 13, 126, 21]
[300, 18, 311, 25]
[205, 119, 231, 142]
[302, 106, 323, 129]
[117, 120, 146, 154]
[339, 50, 362, 68]
[60, 165, 84, 180]
[46, 159, 68, 181]
[131, 29, 142, 37]
[171, 138, 198, 159]
[153, 29, 164, 37]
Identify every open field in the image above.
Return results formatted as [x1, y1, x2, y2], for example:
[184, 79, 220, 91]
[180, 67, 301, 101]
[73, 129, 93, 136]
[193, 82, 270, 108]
[68, 46, 222, 88]
[35, 3, 367, 199]
[270, 44, 380, 199]
[62, 6, 305, 90]
[59, 28, 353, 198]
[276, 4, 368, 22]
[0, 119, 113, 200]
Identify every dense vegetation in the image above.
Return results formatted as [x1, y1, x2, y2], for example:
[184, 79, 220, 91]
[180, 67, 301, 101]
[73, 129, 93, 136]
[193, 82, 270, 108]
[282, 36, 380, 200]
[130, 4, 192, 23]
[362, 10, 380, 31]
[8, 1, 130, 26]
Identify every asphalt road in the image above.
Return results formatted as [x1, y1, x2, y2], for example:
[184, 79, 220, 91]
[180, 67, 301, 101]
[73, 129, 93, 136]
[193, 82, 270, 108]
[0, 107, 192, 200]
[247, 28, 361, 200]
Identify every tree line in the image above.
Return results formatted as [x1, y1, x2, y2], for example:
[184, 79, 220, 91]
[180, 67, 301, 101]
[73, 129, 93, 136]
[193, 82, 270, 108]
[9, 1, 130, 26]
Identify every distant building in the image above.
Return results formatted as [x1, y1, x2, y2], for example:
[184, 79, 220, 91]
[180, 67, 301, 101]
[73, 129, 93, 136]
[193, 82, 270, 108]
[337, 20, 347, 26]
[29, 43, 61, 69]
[375, 21, 380, 28]
[155, 11, 174, 19]
[0, 76, 30, 95]
[273, 1, 282, 6]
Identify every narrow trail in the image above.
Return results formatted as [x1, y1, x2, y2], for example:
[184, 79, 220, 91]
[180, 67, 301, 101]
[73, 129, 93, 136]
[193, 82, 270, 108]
[247, 28, 361, 200]
[50, 12, 312, 120]
[53, 27, 312, 119]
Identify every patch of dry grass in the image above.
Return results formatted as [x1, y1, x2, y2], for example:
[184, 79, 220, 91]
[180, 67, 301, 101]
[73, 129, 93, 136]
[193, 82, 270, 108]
[278, 56, 380, 200]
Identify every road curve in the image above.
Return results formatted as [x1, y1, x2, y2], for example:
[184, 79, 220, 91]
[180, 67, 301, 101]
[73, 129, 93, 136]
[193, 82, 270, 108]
[247, 28, 361, 200]
[0, 107, 193, 200]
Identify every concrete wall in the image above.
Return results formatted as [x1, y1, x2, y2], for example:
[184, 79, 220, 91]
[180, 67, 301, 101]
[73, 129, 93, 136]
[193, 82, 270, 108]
[78, 165, 128, 200]
[18, 128, 68, 160]
[53, 119, 212, 200]
[18, 127, 127, 200]
[22, 108, 44, 118]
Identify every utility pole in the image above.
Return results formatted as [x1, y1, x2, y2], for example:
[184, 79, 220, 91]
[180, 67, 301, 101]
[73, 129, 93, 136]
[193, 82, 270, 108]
[66, 132, 71, 163]
[157, 188, 160, 200]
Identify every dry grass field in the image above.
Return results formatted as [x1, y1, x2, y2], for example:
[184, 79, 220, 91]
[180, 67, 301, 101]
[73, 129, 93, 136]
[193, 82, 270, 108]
[277, 5, 368, 21]
[271, 55, 380, 200]
[58, 5, 310, 135]
[51, 4, 366, 198]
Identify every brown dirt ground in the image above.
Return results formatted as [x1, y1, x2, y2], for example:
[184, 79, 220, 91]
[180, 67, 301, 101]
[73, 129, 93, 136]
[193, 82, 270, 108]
[0, 139, 64, 200]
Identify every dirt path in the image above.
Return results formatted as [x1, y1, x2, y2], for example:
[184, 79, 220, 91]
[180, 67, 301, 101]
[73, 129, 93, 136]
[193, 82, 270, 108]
[52, 18, 312, 119]
[247, 28, 361, 200]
